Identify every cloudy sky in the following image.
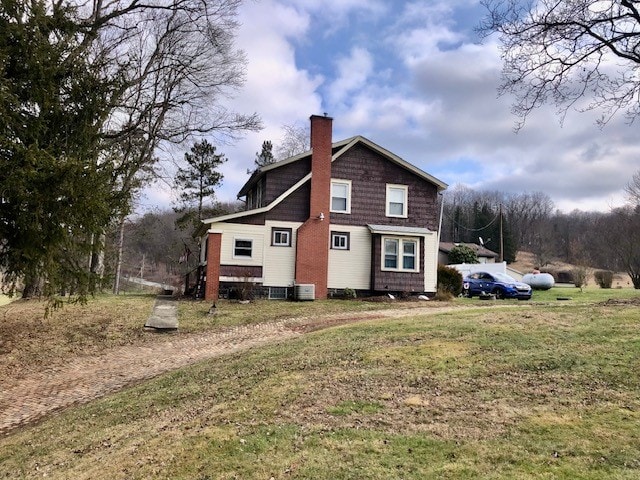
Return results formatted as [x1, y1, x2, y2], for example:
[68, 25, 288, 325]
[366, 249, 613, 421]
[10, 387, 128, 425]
[141, 0, 639, 214]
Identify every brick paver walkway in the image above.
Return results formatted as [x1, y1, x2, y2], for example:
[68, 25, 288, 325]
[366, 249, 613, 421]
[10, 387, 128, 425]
[0, 304, 467, 436]
[0, 320, 302, 436]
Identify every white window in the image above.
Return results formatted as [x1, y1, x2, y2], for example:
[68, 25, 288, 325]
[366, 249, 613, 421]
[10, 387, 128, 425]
[382, 237, 419, 272]
[272, 228, 291, 247]
[386, 184, 408, 217]
[331, 180, 351, 213]
[331, 232, 350, 250]
[384, 238, 398, 269]
[233, 238, 253, 258]
[403, 240, 416, 270]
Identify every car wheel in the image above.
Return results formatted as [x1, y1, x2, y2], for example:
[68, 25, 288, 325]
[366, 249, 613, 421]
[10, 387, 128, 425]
[493, 288, 505, 300]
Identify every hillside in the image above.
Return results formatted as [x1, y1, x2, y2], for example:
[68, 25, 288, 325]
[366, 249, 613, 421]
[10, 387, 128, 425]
[511, 251, 634, 288]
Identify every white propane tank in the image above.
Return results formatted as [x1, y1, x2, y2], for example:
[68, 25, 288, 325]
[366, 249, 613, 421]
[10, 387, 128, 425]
[522, 272, 555, 290]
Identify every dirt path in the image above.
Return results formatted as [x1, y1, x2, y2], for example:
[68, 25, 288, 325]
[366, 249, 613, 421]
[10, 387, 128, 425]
[0, 305, 468, 436]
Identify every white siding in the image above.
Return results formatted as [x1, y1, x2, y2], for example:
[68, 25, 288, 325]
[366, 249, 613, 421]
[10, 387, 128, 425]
[424, 232, 438, 292]
[263, 221, 301, 287]
[328, 225, 371, 290]
[212, 223, 265, 267]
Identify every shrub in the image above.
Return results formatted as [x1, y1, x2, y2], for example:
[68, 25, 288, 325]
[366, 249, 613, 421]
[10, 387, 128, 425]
[542, 268, 574, 284]
[434, 287, 454, 301]
[448, 244, 479, 264]
[594, 270, 613, 289]
[342, 287, 357, 299]
[437, 264, 463, 296]
[572, 266, 589, 290]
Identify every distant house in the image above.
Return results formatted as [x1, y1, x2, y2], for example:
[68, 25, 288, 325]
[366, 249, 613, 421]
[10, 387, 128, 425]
[197, 115, 448, 300]
[439, 242, 499, 265]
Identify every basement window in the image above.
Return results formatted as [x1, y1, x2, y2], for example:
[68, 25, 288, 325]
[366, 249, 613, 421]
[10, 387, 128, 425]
[269, 287, 288, 300]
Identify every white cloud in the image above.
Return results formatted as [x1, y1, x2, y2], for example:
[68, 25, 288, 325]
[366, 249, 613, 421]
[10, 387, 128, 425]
[327, 47, 374, 105]
[288, 0, 387, 21]
[139, 0, 638, 214]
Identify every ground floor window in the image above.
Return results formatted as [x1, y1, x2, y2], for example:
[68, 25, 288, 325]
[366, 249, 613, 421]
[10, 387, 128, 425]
[331, 231, 350, 250]
[272, 228, 292, 247]
[382, 237, 419, 272]
[233, 238, 253, 258]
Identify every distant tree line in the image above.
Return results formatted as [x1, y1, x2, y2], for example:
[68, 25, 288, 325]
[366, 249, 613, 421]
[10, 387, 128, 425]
[109, 203, 243, 288]
[442, 182, 640, 288]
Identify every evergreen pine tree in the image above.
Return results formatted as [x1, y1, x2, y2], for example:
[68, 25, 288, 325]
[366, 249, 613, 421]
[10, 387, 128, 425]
[254, 140, 275, 169]
[173, 140, 226, 229]
[0, 0, 116, 299]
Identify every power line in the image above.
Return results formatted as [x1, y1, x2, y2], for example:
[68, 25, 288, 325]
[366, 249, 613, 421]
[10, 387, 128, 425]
[442, 209, 500, 232]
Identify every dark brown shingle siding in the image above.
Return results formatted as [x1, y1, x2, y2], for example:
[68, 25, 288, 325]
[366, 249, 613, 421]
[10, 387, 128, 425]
[330, 144, 439, 229]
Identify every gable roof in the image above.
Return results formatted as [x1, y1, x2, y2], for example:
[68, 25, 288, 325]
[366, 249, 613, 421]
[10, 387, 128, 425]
[439, 242, 499, 258]
[238, 135, 447, 197]
[200, 135, 448, 231]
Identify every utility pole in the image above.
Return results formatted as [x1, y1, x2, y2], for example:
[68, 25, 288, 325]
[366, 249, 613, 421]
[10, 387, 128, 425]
[499, 203, 504, 263]
[140, 253, 146, 279]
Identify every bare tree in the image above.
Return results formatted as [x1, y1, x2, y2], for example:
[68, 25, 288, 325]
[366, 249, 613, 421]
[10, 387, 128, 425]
[90, 0, 261, 293]
[481, 0, 640, 128]
[626, 169, 640, 206]
[600, 205, 640, 288]
[504, 191, 555, 251]
[442, 185, 554, 261]
[275, 123, 310, 160]
[94, 0, 261, 198]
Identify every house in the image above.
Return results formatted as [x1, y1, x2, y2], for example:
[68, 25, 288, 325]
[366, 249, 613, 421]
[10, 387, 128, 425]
[438, 242, 499, 265]
[198, 115, 448, 300]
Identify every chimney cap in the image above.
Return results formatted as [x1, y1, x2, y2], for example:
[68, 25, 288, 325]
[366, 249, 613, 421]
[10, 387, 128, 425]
[310, 113, 333, 120]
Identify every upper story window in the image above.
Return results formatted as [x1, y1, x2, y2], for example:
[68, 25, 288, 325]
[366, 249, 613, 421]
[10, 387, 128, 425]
[331, 179, 352, 214]
[233, 238, 253, 258]
[386, 184, 408, 218]
[255, 178, 264, 208]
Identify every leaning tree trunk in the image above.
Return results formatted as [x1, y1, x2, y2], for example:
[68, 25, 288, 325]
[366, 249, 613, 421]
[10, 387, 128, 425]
[113, 215, 126, 294]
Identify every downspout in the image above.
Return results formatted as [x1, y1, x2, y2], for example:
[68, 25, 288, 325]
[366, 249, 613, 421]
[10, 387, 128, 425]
[435, 192, 445, 292]
[436, 191, 445, 251]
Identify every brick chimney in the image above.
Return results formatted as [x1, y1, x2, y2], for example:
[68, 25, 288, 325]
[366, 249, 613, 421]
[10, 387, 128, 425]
[295, 114, 333, 298]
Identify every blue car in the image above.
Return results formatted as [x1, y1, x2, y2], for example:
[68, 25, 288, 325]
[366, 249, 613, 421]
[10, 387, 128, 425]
[463, 271, 532, 300]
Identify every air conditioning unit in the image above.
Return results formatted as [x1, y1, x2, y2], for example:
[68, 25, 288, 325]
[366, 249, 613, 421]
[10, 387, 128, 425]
[294, 284, 315, 301]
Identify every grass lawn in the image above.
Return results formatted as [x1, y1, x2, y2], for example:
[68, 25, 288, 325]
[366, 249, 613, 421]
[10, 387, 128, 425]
[1, 288, 639, 478]
[0, 295, 14, 307]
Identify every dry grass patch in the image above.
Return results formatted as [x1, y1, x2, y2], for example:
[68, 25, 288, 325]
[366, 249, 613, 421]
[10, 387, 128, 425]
[0, 294, 443, 389]
[2, 293, 640, 478]
[0, 294, 156, 383]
